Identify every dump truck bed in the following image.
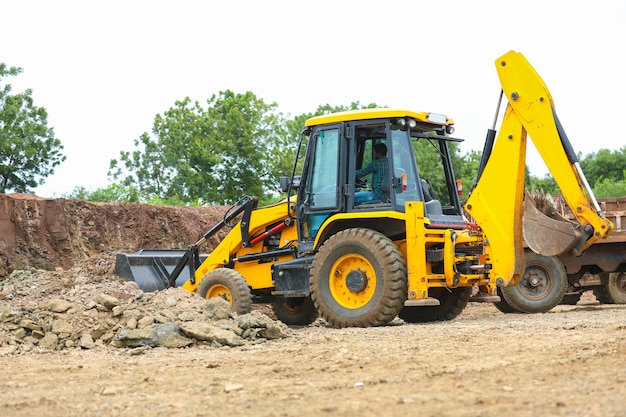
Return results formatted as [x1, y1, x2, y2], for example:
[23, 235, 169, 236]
[556, 196, 626, 275]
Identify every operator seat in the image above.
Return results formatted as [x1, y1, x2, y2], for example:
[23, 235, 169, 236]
[421, 179, 443, 215]
[421, 179, 433, 201]
[380, 171, 391, 203]
[380, 168, 407, 203]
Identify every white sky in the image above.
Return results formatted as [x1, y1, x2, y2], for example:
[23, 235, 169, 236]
[2, 0, 625, 197]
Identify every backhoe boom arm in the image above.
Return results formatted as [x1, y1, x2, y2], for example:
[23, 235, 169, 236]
[465, 50, 614, 287]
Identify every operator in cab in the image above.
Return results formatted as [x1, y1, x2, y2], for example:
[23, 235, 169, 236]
[355, 142, 388, 204]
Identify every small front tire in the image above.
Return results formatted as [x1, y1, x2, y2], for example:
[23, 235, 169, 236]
[196, 268, 252, 315]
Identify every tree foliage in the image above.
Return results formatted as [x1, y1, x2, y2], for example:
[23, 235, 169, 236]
[527, 173, 559, 195]
[580, 147, 626, 186]
[523, 148, 626, 198]
[109, 91, 287, 205]
[593, 177, 626, 198]
[580, 148, 626, 197]
[453, 148, 482, 201]
[0, 63, 65, 193]
[68, 184, 140, 203]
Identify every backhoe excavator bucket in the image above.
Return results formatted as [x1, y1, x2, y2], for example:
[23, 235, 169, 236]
[522, 190, 587, 257]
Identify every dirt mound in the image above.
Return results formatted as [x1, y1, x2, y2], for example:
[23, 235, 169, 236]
[0, 193, 231, 278]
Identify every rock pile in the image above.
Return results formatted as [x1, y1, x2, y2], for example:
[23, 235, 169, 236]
[0, 267, 289, 355]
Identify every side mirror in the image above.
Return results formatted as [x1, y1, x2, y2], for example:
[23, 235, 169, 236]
[280, 176, 300, 192]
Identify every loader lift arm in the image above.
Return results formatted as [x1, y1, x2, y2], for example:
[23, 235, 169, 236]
[465, 50, 614, 288]
[115, 196, 260, 290]
[167, 196, 259, 287]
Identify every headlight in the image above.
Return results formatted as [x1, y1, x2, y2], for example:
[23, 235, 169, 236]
[427, 113, 448, 124]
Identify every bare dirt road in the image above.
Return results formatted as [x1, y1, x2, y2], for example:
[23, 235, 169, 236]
[2, 296, 625, 417]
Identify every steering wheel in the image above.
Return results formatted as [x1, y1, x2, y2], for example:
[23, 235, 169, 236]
[355, 178, 367, 189]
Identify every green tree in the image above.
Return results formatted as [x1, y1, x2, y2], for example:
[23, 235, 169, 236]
[109, 91, 287, 205]
[526, 173, 559, 195]
[0, 64, 65, 193]
[454, 148, 482, 201]
[523, 148, 626, 198]
[593, 176, 626, 198]
[66, 184, 140, 203]
[580, 147, 626, 186]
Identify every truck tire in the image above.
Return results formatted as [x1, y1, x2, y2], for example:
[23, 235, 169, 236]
[196, 269, 253, 315]
[399, 287, 472, 323]
[310, 228, 407, 328]
[593, 272, 626, 304]
[272, 296, 319, 325]
[500, 251, 567, 313]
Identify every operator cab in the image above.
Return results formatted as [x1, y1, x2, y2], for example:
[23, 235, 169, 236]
[284, 109, 467, 249]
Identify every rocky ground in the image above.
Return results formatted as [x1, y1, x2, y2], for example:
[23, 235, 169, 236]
[0, 193, 625, 416]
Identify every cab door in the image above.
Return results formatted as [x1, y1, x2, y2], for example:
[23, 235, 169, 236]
[296, 125, 343, 246]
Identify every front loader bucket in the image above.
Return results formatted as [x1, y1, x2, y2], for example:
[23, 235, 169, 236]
[115, 249, 207, 292]
[522, 191, 587, 257]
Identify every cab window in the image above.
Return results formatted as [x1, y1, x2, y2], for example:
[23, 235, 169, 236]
[308, 129, 339, 209]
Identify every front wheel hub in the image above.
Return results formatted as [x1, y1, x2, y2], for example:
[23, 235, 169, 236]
[345, 269, 368, 292]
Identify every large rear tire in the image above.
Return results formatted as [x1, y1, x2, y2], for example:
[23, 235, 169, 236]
[399, 287, 472, 323]
[310, 228, 407, 328]
[272, 296, 319, 325]
[593, 272, 626, 304]
[196, 269, 253, 315]
[500, 250, 567, 314]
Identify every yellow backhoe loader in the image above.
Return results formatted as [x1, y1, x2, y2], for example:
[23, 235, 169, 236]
[115, 50, 613, 327]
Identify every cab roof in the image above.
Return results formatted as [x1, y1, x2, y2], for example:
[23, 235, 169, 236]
[304, 108, 454, 127]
